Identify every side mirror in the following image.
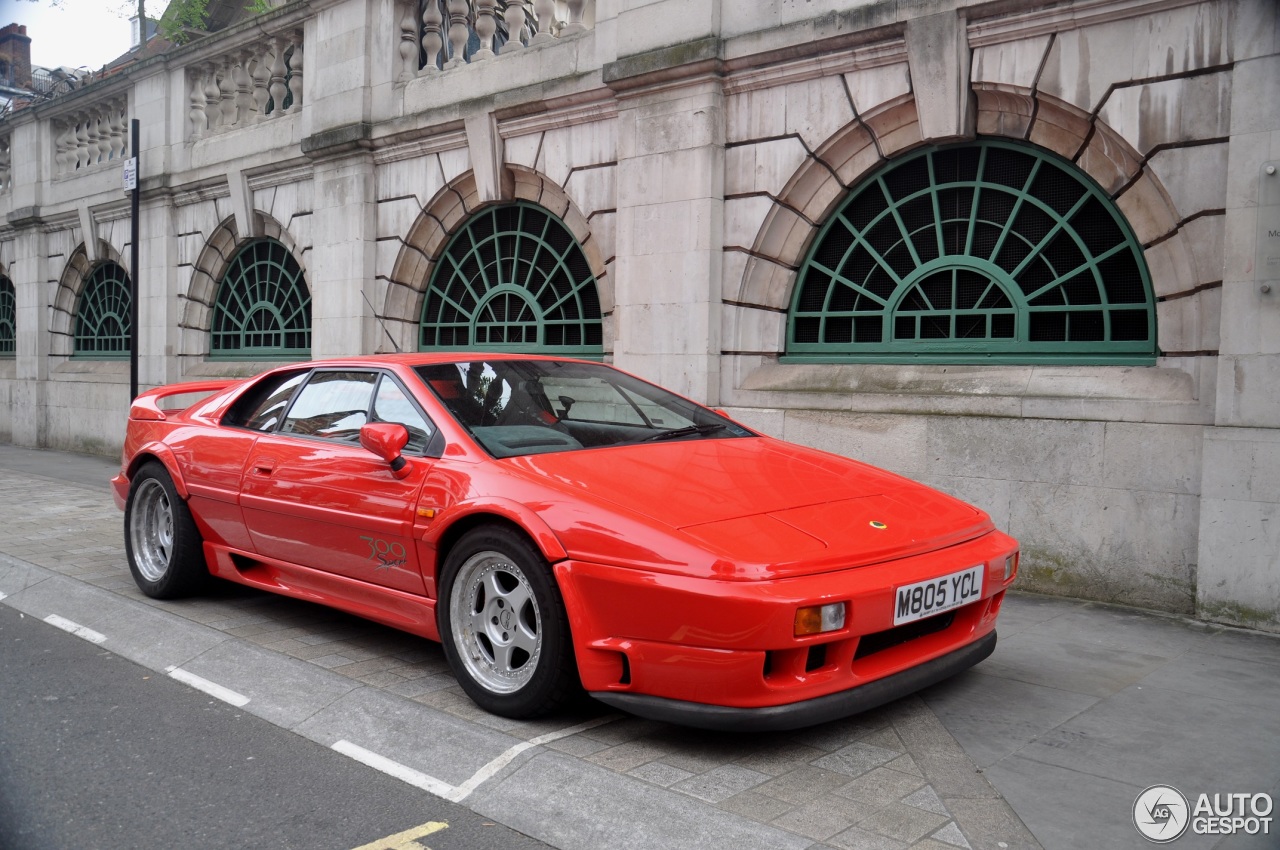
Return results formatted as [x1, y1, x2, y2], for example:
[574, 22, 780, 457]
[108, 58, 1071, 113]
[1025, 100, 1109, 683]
[359, 422, 412, 479]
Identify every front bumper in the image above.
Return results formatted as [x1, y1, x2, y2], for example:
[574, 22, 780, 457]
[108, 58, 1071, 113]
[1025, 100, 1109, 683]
[592, 630, 997, 732]
[554, 529, 1017, 725]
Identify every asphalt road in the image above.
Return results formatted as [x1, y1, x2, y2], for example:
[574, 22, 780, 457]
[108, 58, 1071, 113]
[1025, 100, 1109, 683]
[0, 604, 552, 850]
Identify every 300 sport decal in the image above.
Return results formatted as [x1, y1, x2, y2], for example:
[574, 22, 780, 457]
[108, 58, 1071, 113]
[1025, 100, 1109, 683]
[361, 536, 408, 571]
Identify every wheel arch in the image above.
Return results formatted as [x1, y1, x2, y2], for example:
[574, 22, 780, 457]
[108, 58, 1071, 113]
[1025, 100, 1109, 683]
[428, 503, 567, 591]
[125, 445, 190, 500]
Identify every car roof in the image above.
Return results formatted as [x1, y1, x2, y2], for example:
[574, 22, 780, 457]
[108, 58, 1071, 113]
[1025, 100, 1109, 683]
[289, 353, 600, 369]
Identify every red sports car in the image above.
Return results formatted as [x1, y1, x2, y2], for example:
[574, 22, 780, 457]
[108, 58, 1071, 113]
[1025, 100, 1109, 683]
[113, 355, 1018, 730]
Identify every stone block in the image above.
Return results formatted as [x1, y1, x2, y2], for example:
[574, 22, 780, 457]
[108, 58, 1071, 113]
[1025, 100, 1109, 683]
[1224, 130, 1272, 212]
[844, 63, 911, 117]
[738, 253, 796, 312]
[1008, 480, 1199, 613]
[438, 147, 470, 185]
[1197, 497, 1280, 632]
[863, 100, 921, 158]
[907, 11, 968, 142]
[1200, 426, 1280, 503]
[726, 137, 809, 198]
[726, 86, 787, 144]
[538, 122, 617, 189]
[1028, 100, 1091, 162]
[375, 197, 421, 242]
[1115, 171, 1178, 245]
[970, 36, 1052, 90]
[721, 302, 784, 356]
[563, 165, 616, 220]
[1100, 422, 1203, 494]
[927, 416, 1105, 486]
[1144, 231, 1198, 298]
[1162, 214, 1226, 288]
[1157, 286, 1221, 354]
[1075, 121, 1142, 197]
[780, 157, 845, 226]
[1229, 54, 1280, 136]
[974, 87, 1034, 139]
[1217, 353, 1280, 426]
[504, 132, 541, 170]
[1098, 71, 1232, 156]
[723, 195, 774, 251]
[818, 122, 881, 187]
[781, 75, 856, 153]
[615, 156, 665, 207]
[783, 410, 927, 479]
[1148, 143, 1229, 221]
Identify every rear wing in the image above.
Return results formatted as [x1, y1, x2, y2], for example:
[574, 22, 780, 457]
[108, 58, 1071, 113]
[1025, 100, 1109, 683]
[127, 380, 242, 421]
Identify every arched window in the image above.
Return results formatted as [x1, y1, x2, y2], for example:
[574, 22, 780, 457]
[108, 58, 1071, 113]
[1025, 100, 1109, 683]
[0, 275, 14, 358]
[419, 202, 603, 356]
[75, 261, 132, 358]
[786, 140, 1156, 364]
[211, 238, 311, 358]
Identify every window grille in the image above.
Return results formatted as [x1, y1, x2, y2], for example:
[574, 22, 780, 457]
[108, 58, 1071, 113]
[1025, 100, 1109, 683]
[786, 141, 1156, 364]
[420, 203, 603, 356]
[0, 275, 14, 358]
[211, 239, 311, 358]
[74, 262, 132, 358]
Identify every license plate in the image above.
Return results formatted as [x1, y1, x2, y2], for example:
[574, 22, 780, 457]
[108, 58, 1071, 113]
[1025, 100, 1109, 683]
[894, 564, 984, 625]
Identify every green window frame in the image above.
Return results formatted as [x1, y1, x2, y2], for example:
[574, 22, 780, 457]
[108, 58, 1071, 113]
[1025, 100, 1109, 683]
[0, 275, 14, 358]
[419, 202, 603, 357]
[74, 261, 132, 359]
[786, 140, 1157, 365]
[211, 238, 311, 359]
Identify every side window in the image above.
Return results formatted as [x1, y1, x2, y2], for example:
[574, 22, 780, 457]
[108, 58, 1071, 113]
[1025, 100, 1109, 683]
[225, 370, 308, 432]
[280, 371, 377, 441]
[370, 374, 434, 454]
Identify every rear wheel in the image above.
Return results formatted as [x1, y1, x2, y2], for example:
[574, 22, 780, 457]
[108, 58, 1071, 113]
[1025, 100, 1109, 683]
[124, 462, 207, 599]
[438, 526, 579, 718]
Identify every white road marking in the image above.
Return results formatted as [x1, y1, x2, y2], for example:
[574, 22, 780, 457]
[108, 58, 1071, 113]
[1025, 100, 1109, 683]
[165, 666, 251, 707]
[334, 714, 618, 802]
[0, 592, 8, 601]
[44, 614, 106, 644]
[332, 740, 459, 800]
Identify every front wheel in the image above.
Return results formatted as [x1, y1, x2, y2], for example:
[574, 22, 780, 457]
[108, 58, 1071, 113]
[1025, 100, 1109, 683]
[438, 526, 579, 718]
[124, 462, 208, 599]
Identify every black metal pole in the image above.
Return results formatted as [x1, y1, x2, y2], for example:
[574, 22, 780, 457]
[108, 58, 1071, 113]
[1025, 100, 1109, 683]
[130, 118, 140, 401]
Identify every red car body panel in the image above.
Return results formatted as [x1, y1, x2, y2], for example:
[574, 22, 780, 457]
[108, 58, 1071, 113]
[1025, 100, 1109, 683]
[115, 354, 1019, 728]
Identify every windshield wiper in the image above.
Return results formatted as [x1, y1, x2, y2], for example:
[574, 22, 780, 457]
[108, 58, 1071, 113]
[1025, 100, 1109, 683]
[643, 423, 727, 442]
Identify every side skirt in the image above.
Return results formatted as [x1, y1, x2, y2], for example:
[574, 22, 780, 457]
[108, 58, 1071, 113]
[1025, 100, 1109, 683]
[203, 543, 440, 642]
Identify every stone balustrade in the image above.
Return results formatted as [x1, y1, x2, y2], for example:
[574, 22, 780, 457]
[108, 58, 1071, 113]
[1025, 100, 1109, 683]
[52, 100, 130, 178]
[399, 0, 591, 80]
[185, 29, 304, 140]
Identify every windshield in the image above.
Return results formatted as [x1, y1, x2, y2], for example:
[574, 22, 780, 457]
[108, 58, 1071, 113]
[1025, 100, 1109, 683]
[415, 360, 754, 458]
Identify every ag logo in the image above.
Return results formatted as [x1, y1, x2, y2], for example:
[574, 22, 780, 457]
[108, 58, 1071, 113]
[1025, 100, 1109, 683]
[1134, 785, 1190, 842]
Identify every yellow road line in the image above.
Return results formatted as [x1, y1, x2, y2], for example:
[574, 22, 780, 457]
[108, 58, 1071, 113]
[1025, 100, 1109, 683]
[350, 820, 447, 850]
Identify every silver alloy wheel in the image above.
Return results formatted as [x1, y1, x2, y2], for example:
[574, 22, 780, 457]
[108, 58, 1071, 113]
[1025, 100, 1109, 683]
[129, 478, 174, 583]
[449, 551, 542, 695]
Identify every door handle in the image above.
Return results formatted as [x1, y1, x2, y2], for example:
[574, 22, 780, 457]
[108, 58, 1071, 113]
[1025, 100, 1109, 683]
[252, 458, 277, 475]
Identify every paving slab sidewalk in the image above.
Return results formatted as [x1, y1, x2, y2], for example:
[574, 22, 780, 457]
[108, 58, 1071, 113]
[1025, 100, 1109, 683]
[3, 444, 1277, 849]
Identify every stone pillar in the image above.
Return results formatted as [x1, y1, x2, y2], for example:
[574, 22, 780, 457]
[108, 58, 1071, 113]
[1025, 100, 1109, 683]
[1196, 42, 1280, 633]
[611, 71, 725, 404]
[310, 153, 378, 358]
[9, 221, 48, 447]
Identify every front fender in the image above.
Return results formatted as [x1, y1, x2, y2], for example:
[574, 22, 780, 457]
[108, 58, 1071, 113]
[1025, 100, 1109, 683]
[423, 496, 569, 565]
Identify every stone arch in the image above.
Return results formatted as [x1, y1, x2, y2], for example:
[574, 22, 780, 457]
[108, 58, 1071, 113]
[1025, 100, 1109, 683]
[51, 240, 126, 358]
[728, 87, 1186, 356]
[383, 167, 609, 354]
[178, 212, 307, 358]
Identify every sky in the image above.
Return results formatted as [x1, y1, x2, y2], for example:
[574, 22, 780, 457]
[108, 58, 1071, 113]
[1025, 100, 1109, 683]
[2, 0, 173, 72]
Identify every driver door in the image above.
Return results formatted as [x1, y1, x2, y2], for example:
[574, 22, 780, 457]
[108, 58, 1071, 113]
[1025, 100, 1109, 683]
[239, 369, 432, 595]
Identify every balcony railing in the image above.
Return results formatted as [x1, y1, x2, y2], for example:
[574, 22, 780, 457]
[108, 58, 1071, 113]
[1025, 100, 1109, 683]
[399, 0, 592, 81]
[53, 100, 131, 178]
[186, 29, 303, 140]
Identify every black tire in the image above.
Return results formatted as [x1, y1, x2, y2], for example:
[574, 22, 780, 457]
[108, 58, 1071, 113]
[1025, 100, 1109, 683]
[437, 525, 579, 718]
[123, 462, 208, 599]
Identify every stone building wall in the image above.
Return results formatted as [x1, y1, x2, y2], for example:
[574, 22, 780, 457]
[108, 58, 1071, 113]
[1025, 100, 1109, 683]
[0, 0, 1277, 631]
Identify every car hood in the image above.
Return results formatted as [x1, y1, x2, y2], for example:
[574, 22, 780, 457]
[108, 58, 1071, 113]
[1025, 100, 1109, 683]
[506, 437, 992, 578]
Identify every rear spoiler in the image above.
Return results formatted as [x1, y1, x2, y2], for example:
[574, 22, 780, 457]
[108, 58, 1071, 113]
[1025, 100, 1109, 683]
[128, 380, 242, 421]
